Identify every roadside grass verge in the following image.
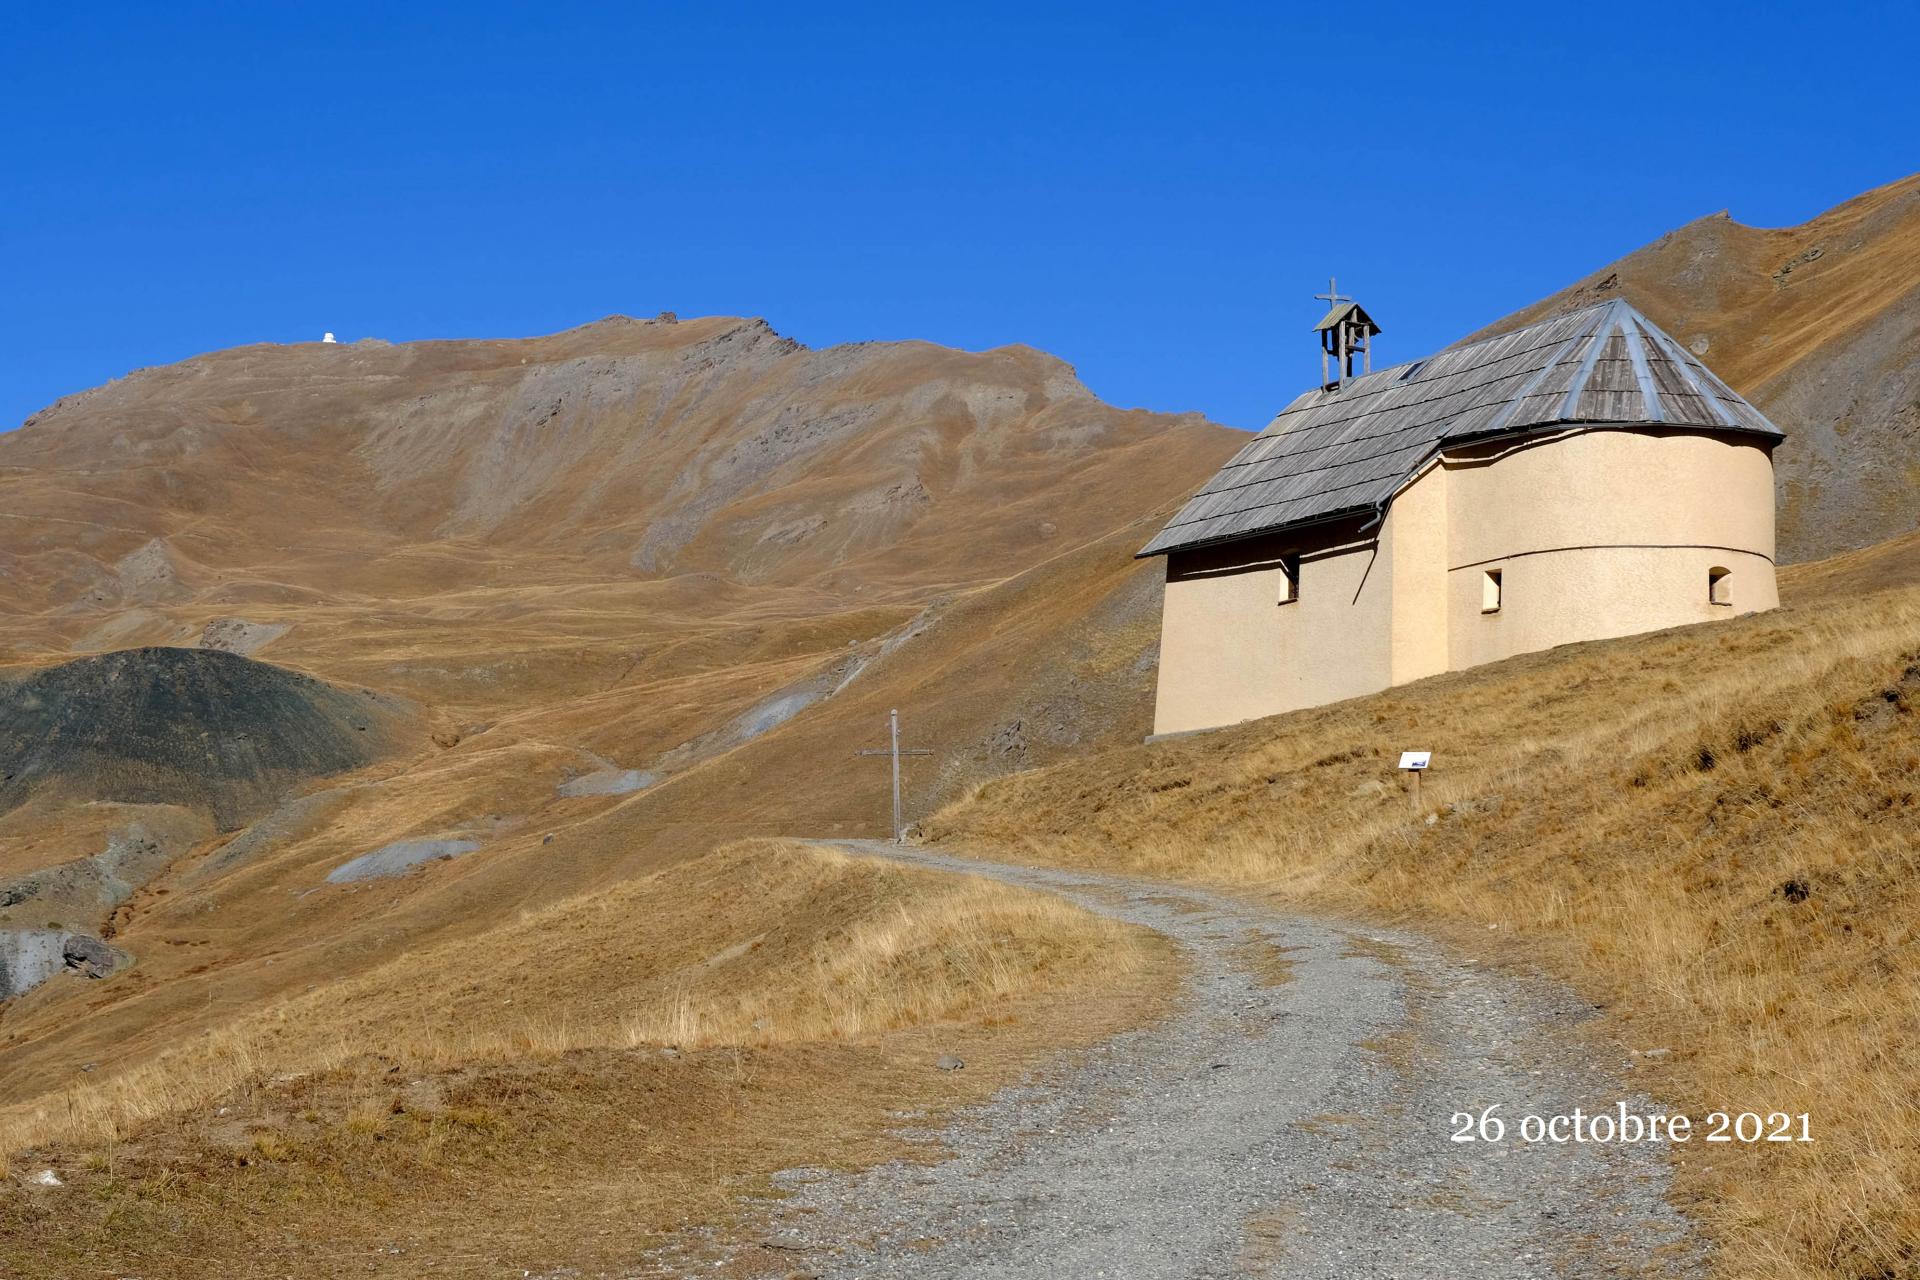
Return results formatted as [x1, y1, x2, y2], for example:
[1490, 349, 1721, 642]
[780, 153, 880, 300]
[0, 839, 1168, 1278]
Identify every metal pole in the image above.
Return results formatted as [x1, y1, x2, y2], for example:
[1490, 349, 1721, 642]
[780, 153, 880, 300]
[889, 708, 903, 842]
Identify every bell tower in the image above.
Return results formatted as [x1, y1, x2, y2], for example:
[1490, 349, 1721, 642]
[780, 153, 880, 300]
[1313, 278, 1381, 390]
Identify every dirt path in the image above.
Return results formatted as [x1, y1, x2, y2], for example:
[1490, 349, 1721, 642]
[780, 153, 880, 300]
[643, 841, 1701, 1279]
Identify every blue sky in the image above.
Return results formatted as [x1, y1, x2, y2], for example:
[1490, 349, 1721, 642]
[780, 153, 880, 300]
[4, 2, 1914, 432]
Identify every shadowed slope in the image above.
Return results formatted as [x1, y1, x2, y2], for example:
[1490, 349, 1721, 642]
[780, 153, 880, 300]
[0, 648, 414, 830]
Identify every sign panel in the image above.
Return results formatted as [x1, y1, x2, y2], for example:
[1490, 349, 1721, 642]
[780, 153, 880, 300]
[1397, 751, 1431, 771]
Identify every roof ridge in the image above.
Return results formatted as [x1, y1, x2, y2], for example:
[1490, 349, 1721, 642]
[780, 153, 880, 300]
[1556, 305, 1625, 418]
[1359, 297, 1628, 383]
[1318, 305, 1607, 401]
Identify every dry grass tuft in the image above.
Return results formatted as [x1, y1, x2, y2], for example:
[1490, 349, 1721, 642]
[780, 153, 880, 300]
[0, 839, 1148, 1164]
[927, 581, 1920, 1280]
[0, 839, 1167, 1277]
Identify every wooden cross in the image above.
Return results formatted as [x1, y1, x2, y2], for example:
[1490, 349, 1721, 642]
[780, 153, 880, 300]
[854, 708, 934, 842]
[1315, 276, 1350, 311]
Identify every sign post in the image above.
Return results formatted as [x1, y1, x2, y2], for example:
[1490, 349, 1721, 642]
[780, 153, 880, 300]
[1398, 750, 1431, 811]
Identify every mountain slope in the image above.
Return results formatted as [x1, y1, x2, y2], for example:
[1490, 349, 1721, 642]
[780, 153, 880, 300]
[8, 199, 1915, 1270]
[1475, 172, 1920, 561]
[0, 316, 1240, 1163]
[2, 315, 1227, 615]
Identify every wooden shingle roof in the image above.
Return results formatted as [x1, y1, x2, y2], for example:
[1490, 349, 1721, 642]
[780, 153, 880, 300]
[1139, 300, 1783, 558]
[1313, 301, 1380, 334]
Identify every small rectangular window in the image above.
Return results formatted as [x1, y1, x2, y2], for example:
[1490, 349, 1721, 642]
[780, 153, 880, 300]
[1709, 566, 1732, 606]
[1481, 568, 1502, 614]
[1278, 554, 1300, 605]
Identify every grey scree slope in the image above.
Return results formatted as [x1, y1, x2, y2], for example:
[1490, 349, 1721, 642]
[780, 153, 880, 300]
[1139, 299, 1783, 558]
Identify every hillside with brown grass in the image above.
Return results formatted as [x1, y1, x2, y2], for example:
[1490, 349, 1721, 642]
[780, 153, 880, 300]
[4, 174, 1918, 1272]
[3, 314, 1222, 611]
[3, 839, 1171, 1277]
[1476, 172, 1920, 562]
[924, 543, 1920, 1280]
[0, 316, 1230, 1272]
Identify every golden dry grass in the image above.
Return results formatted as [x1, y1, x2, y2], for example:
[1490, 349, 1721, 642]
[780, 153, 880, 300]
[926, 578, 1920, 1280]
[0, 839, 1169, 1277]
[1, 839, 1150, 1159]
[0, 304, 1235, 1131]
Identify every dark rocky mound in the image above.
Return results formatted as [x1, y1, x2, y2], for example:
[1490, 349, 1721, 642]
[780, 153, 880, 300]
[0, 648, 414, 830]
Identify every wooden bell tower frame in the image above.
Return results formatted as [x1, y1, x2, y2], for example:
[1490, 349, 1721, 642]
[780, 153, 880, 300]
[1314, 278, 1381, 390]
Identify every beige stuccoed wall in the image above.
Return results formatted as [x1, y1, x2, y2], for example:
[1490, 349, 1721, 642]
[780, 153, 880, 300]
[1441, 428, 1777, 670]
[1443, 429, 1776, 567]
[1153, 519, 1393, 735]
[1153, 539, 1290, 735]
[1447, 544, 1776, 671]
[1150, 425, 1778, 735]
[1384, 466, 1451, 687]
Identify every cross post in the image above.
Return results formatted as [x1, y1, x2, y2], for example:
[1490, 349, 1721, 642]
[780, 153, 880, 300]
[853, 707, 934, 841]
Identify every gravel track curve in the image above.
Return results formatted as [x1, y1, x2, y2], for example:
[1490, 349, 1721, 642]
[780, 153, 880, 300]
[638, 840, 1701, 1279]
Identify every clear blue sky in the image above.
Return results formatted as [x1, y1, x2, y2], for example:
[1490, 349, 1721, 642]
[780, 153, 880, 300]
[4, 2, 1914, 432]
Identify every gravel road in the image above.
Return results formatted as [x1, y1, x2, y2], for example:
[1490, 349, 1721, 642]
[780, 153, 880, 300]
[644, 841, 1702, 1279]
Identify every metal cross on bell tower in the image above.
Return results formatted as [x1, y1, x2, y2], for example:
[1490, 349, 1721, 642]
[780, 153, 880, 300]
[1315, 277, 1350, 312]
[1312, 276, 1381, 391]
